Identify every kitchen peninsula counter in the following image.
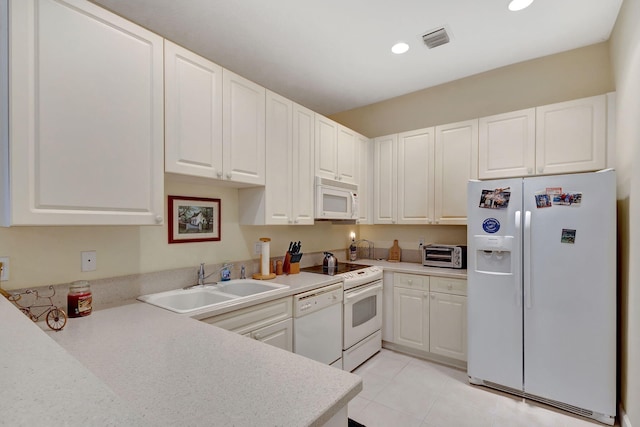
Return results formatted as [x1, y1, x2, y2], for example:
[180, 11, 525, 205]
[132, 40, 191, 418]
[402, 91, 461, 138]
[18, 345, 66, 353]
[2, 277, 362, 426]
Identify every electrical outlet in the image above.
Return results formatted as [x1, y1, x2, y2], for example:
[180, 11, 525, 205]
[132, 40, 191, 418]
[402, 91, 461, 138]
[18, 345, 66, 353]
[254, 242, 262, 255]
[0, 257, 9, 281]
[419, 238, 425, 247]
[81, 251, 97, 272]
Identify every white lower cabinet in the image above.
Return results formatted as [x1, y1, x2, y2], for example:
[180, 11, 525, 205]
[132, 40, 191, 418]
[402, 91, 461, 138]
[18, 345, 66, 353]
[394, 285, 430, 352]
[201, 297, 293, 352]
[391, 273, 467, 362]
[429, 293, 466, 360]
[248, 318, 293, 351]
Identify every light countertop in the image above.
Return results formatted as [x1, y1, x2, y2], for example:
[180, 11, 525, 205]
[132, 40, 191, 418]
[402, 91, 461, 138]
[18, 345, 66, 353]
[2, 271, 362, 427]
[352, 259, 467, 279]
[2, 261, 462, 426]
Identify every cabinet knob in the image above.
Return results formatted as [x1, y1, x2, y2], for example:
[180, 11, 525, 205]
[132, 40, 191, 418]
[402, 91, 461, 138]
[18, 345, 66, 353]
[216, 171, 223, 178]
[408, 279, 413, 285]
[538, 167, 544, 173]
[430, 294, 435, 299]
[527, 168, 533, 175]
[447, 284, 453, 290]
[424, 292, 429, 298]
[155, 216, 163, 224]
[226, 173, 233, 179]
[253, 333, 261, 340]
[294, 219, 299, 224]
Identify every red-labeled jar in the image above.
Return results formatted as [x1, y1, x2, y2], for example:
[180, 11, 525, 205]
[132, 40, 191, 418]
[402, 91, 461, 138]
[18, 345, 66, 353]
[68, 281, 92, 318]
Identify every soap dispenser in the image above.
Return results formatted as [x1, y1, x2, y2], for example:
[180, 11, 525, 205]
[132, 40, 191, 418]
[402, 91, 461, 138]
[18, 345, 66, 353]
[220, 265, 231, 281]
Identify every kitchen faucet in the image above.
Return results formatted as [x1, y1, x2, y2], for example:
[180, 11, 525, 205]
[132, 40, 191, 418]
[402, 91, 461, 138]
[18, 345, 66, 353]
[185, 263, 234, 289]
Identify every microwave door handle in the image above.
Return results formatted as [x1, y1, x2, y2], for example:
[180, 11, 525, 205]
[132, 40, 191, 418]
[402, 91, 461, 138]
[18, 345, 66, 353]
[345, 283, 382, 302]
[351, 192, 357, 219]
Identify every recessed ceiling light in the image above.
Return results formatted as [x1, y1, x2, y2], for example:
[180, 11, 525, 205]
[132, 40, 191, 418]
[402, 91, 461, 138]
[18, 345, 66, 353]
[508, 0, 534, 11]
[391, 42, 410, 54]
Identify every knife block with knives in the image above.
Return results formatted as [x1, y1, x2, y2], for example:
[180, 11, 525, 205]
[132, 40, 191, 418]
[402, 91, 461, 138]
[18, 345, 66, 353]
[284, 241, 303, 274]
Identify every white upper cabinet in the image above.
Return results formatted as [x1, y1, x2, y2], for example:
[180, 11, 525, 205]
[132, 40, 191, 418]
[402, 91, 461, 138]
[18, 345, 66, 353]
[315, 115, 357, 185]
[373, 134, 398, 224]
[357, 134, 372, 224]
[222, 69, 266, 185]
[2, 0, 164, 226]
[478, 108, 536, 180]
[291, 103, 316, 225]
[479, 94, 608, 179]
[535, 94, 606, 175]
[434, 119, 478, 225]
[164, 40, 223, 179]
[397, 128, 435, 225]
[239, 91, 314, 225]
[375, 122, 476, 225]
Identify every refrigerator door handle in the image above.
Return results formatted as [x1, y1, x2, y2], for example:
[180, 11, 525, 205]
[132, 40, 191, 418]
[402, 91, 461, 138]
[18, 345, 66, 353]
[524, 210, 532, 309]
[515, 211, 522, 307]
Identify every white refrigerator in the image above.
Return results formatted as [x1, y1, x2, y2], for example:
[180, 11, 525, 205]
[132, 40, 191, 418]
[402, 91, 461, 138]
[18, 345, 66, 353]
[467, 170, 616, 425]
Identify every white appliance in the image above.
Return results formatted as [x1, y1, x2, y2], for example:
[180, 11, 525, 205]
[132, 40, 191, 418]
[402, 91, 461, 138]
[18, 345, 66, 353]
[293, 282, 343, 368]
[341, 266, 383, 372]
[314, 176, 358, 221]
[467, 170, 616, 425]
[300, 263, 383, 371]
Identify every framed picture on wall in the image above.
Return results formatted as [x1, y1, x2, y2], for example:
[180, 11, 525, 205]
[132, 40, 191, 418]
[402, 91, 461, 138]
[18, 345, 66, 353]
[168, 196, 221, 243]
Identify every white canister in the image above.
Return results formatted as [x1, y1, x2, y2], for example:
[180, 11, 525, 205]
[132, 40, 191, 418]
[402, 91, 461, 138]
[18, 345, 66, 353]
[260, 237, 271, 276]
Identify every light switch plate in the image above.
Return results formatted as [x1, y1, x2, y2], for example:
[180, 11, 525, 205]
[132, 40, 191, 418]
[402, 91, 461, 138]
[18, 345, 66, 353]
[81, 251, 97, 272]
[254, 242, 262, 255]
[0, 257, 9, 281]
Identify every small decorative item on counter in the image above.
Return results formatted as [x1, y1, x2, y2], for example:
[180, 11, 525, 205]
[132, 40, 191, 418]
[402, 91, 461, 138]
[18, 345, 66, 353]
[276, 260, 284, 275]
[9, 285, 67, 330]
[349, 232, 357, 261]
[68, 280, 92, 318]
[388, 240, 401, 263]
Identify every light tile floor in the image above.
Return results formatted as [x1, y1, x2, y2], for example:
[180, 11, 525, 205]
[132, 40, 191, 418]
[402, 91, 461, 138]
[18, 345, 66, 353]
[348, 349, 618, 427]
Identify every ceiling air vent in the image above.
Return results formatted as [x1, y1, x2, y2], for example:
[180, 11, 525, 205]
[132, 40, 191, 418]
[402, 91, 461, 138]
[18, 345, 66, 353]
[422, 27, 450, 49]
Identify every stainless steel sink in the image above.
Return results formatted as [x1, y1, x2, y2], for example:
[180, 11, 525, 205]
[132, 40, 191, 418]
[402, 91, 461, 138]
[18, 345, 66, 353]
[137, 280, 289, 314]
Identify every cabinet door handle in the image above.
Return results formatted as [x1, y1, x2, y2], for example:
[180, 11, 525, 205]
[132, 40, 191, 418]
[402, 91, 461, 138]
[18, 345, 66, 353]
[155, 216, 163, 224]
[430, 294, 435, 299]
[538, 166, 544, 174]
[253, 333, 261, 340]
[226, 173, 233, 179]
[216, 171, 223, 178]
[424, 292, 429, 298]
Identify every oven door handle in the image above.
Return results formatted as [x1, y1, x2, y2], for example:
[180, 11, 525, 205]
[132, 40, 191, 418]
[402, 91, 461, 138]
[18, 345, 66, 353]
[345, 282, 382, 302]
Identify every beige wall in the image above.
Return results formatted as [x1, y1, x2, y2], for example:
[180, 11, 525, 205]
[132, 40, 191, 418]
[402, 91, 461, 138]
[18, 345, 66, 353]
[0, 175, 357, 290]
[330, 42, 614, 138]
[610, 0, 640, 424]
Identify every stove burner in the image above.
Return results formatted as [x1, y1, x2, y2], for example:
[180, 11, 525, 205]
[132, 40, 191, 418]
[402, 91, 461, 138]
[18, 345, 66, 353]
[301, 263, 370, 275]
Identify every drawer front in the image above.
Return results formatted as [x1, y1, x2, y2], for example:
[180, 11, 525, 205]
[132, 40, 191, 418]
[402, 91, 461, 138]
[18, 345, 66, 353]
[394, 273, 429, 291]
[430, 277, 467, 296]
[202, 296, 293, 335]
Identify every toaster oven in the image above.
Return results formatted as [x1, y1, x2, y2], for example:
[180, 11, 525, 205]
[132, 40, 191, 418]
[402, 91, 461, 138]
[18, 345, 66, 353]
[422, 244, 467, 269]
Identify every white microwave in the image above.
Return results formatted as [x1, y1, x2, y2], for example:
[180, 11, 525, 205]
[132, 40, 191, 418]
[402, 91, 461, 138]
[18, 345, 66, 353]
[315, 177, 358, 221]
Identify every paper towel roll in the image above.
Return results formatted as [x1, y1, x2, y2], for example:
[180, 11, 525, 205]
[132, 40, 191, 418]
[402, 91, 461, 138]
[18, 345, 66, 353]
[260, 238, 271, 276]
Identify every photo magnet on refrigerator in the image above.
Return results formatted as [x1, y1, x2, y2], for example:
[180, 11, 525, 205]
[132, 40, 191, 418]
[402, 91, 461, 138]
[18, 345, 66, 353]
[561, 229, 576, 244]
[479, 188, 511, 209]
[534, 192, 552, 208]
[553, 192, 582, 206]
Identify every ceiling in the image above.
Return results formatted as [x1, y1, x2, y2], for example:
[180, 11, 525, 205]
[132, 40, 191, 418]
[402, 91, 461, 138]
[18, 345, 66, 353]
[91, 0, 624, 116]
